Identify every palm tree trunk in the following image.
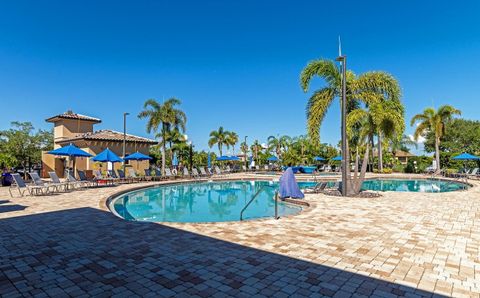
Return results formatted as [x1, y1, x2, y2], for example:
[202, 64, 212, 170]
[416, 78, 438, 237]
[161, 124, 166, 175]
[378, 133, 383, 172]
[354, 143, 370, 193]
[219, 144, 222, 156]
[435, 137, 441, 173]
[370, 136, 375, 172]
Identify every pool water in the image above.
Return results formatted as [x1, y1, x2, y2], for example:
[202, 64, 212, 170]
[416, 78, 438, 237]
[361, 179, 467, 192]
[112, 181, 302, 223]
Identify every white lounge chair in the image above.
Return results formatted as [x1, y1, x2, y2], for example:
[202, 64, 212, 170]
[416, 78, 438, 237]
[29, 172, 59, 193]
[48, 172, 70, 191]
[9, 173, 50, 197]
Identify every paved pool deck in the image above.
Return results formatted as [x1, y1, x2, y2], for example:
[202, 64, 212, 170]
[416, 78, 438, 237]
[0, 174, 478, 297]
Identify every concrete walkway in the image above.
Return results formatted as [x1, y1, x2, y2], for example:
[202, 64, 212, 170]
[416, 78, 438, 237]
[0, 174, 478, 297]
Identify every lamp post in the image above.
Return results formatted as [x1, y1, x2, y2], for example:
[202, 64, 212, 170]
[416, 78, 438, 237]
[244, 136, 248, 171]
[122, 112, 129, 168]
[187, 141, 193, 171]
[335, 54, 348, 197]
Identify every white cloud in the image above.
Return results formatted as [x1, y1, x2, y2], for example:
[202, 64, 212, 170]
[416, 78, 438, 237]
[408, 134, 425, 144]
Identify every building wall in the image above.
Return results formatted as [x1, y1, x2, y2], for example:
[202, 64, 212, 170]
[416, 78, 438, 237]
[52, 119, 94, 149]
[43, 140, 152, 178]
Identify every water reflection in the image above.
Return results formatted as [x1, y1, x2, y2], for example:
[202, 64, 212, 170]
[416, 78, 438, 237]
[113, 181, 301, 223]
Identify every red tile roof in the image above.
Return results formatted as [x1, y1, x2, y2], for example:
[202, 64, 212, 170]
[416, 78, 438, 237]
[58, 129, 157, 144]
[46, 111, 102, 123]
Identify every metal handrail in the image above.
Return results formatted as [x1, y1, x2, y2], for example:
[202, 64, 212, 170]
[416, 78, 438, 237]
[240, 185, 277, 221]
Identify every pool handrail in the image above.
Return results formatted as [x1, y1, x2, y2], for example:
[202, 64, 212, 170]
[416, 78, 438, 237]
[240, 185, 277, 221]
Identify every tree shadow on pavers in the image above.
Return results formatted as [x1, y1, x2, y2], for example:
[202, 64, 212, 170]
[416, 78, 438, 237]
[0, 204, 27, 213]
[0, 208, 445, 298]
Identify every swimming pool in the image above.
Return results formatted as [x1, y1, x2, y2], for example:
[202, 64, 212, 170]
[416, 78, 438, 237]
[111, 181, 302, 223]
[361, 179, 467, 192]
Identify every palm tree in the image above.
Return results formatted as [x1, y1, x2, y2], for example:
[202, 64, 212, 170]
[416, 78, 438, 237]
[138, 98, 186, 174]
[208, 127, 229, 156]
[250, 140, 262, 164]
[411, 105, 461, 173]
[226, 131, 239, 154]
[267, 135, 291, 158]
[301, 58, 402, 194]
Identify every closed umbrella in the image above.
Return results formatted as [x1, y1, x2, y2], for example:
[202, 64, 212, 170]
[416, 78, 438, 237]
[47, 143, 92, 177]
[172, 153, 179, 167]
[207, 152, 211, 169]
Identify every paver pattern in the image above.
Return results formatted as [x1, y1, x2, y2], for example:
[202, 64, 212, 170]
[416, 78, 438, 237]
[0, 174, 479, 297]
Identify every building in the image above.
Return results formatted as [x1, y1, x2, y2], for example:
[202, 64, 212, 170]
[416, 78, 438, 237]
[41, 110, 157, 178]
[394, 150, 416, 165]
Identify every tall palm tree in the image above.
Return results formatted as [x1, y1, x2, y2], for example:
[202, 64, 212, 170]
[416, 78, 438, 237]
[250, 140, 262, 164]
[411, 105, 461, 173]
[267, 135, 291, 158]
[301, 58, 402, 194]
[208, 127, 228, 156]
[226, 131, 239, 154]
[138, 98, 186, 174]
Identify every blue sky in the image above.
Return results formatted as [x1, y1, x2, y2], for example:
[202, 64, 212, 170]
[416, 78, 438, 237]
[1, 1, 479, 154]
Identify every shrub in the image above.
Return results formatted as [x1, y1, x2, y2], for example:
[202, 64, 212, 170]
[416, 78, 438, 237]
[392, 164, 404, 173]
[382, 168, 393, 174]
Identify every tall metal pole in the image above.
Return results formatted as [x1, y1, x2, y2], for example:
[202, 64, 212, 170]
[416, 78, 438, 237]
[123, 112, 129, 168]
[244, 136, 248, 171]
[336, 55, 348, 196]
[189, 142, 193, 172]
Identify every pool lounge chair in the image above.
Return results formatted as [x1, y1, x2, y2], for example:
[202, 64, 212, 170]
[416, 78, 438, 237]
[48, 171, 70, 191]
[116, 169, 132, 183]
[127, 168, 141, 182]
[165, 168, 177, 180]
[199, 167, 211, 177]
[154, 168, 166, 180]
[183, 167, 191, 178]
[304, 182, 328, 194]
[467, 168, 479, 178]
[144, 169, 153, 181]
[93, 170, 116, 185]
[214, 166, 226, 177]
[9, 173, 51, 197]
[29, 172, 59, 193]
[77, 170, 98, 187]
[67, 173, 90, 189]
[191, 168, 201, 179]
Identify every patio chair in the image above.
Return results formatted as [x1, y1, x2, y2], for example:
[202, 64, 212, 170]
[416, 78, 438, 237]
[154, 168, 166, 180]
[183, 167, 191, 178]
[199, 167, 211, 177]
[255, 165, 260, 171]
[304, 182, 327, 194]
[77, 170, 98, 187]
[191, 168, 201, 179]
[93, 170, 116, 185]
[9, 173, 50, 197]
[29, 172, 59, 193]
[66, 173, 90, 189]
[48, 171, 70, 192]
[467, 168, 479, 178]
[165, 168, 175, 180]
[127, 168, 141, 182]
[144, 169, 153, 181]
[214, 166, 225, 177]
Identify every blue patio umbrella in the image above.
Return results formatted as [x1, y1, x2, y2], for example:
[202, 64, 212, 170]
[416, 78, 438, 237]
[124, 151, 152, 161]
[278, 167, 304, 199]
[124, 151, 152, 171]
[92, 148, 123, 163]
[47, 143, 93, 176]
[313, 156, 325, 161]
[267, 156, 278, 162]
[452, 152, 480, 160]
[207, 152, 211, 168]
[47, 143, 92, 158]
[331, 156, 342, 161]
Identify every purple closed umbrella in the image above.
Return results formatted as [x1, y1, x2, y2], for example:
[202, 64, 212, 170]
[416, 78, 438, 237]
[278, 167, 305, 199]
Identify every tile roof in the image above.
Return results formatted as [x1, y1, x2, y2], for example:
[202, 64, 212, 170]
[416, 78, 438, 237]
[46, 111, 102, 123]
[58, 129, 157, 144]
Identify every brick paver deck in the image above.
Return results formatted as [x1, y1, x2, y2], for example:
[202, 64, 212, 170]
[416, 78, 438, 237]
[0, 175, 479, 297]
